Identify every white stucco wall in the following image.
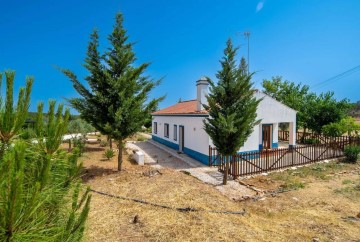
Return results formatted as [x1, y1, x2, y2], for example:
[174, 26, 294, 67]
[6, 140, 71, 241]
[273, 123, 279, 143]
[239, 125, 260, 152]
[152, 115, 209, 156]
[255, 91, 297, 149]
[255, 92, 297, 123]
[152, 92, 297, 158]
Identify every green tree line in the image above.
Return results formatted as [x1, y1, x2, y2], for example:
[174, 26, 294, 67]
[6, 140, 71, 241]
[262, 76, 358, 136]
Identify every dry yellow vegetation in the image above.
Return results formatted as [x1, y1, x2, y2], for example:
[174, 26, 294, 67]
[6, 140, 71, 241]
[75, 141, 360, 242]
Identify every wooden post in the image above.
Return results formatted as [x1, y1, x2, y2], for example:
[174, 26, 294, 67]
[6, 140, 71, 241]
[223, 156, 229, 185]
[68, 139, 71, 151]
[265, 149, 269, 170]
[233, 155, 238, 178]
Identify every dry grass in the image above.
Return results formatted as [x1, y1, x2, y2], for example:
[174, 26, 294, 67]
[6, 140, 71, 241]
[76, 142, 360, 242]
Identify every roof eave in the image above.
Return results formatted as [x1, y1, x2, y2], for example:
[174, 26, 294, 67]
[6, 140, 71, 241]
[152, 113, 209, 116]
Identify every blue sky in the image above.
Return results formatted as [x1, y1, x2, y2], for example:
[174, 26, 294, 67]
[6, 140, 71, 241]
[1, 0, 359, 112]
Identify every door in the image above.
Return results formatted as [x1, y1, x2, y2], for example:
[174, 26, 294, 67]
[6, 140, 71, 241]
[179, 126, 184, 152]
[262, 125, 272, 149]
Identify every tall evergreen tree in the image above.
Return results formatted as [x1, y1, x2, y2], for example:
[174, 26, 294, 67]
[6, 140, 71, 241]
[61, 13, 164, 171]
[204, 40, 261, 185]
[239, 57, 248, 75]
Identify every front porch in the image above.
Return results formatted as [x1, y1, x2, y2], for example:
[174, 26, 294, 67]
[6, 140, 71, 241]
[258, 122, 296, 151]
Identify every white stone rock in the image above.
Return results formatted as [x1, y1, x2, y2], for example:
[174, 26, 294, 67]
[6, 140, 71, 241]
[86, 138, 99, 144]
[134, 151, 145, 165]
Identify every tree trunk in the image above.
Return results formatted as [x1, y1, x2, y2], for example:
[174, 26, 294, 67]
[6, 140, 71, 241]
[302, 127, 307, 143]
[117, 139, 123, 171]
[223, 156, 229, 185]
[108, 135, 112, 149]
[68, 139, 72, 151]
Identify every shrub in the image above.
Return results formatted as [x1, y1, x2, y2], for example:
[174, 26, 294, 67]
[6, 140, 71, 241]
[67, 119, 94, 136]
[322, 122, 345, 137]
[100, 140, 108, 147]
[137, 136, 146, 142]
[19, 128, 36, 140]
[344, 145, 360, 163]
[72, 147, 81, 157]
[280, 177, 305, 190]
[73, 137, 86, 155]
[103, 149, 115, 160]
[304, 138, 320, 144]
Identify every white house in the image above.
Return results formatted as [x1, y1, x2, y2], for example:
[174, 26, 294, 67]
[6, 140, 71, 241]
[151, 78, 297, 165]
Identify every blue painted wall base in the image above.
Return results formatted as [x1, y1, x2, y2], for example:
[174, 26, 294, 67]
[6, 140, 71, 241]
[183, 147, 209, 165]
[259, 143, 279, 150]
[152, 135, 209, 165]
[152, 136, 179, 150]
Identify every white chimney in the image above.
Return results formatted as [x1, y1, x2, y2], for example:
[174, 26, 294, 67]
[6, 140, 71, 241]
[196, 77, 209, 111]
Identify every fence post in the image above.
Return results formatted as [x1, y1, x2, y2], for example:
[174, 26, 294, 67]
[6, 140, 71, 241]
[233, 155, 237, 178]
[265, 148, 269, 169]
[223, 156, 229, 185]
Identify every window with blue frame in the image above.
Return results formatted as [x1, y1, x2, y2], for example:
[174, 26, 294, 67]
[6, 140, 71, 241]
[174, 125, 177, 141]
[164, 123, 169, 138]
[153, 122, 157, 134]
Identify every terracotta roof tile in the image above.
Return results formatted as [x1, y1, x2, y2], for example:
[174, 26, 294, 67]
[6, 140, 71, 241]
[152, 100, 208, 115]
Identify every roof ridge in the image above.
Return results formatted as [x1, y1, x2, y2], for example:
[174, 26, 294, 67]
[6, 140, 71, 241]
[152, 99, 208, 115]
[179, 99, 196, 103]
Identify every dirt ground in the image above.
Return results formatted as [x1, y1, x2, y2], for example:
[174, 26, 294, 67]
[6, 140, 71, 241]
[73, 138, 360, 242]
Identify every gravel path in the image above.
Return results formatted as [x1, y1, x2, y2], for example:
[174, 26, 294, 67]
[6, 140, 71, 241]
[126, 139, 255, 200]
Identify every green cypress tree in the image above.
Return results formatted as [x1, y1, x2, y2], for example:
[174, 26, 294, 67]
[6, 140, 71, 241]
[204, 39, 261, 185]
[61, 13, 164, 171]
[239, 57, 248, 75]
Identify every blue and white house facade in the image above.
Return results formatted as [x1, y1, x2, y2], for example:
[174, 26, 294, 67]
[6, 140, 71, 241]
[152, 78, 297, 165]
